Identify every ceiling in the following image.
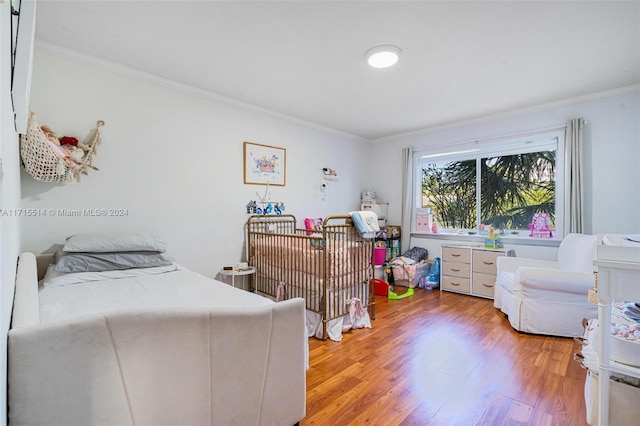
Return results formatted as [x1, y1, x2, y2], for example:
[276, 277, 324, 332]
[32, 1, 640, 140]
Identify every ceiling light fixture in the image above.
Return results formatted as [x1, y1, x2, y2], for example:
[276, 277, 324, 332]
[364, 44, 402, 68]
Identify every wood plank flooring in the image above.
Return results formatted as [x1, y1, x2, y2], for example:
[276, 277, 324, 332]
[302, 288, 588, 426]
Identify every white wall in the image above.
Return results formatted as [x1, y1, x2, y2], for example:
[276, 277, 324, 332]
[368, 90, 640, 259]
[0, 2, 24, 424]
[21, 51, 368, 277]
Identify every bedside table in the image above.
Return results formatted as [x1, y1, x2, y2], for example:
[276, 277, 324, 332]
[219, 267, 256, 291]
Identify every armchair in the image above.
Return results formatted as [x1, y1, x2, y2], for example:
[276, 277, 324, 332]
[494, 233, 598, 337]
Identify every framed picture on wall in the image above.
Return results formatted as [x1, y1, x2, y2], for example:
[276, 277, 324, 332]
[243, 141, 286, 186]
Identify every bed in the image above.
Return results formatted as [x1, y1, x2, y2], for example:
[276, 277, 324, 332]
[8, 234, 307, 426]
[246, 214, 375, 341]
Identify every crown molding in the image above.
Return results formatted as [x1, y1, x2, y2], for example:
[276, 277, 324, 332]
[373, 84, 640, 142]
[34, 40, 368, 143]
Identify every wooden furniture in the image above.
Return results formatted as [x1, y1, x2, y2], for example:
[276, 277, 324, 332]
[441, 244, 513, 299]
[593, 236, 640, 426]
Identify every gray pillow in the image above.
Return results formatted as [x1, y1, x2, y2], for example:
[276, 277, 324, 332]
[63, 232, 167, 253]
[55, 251, 172, 273]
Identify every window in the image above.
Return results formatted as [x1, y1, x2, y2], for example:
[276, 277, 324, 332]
[415, 131, 564, 237]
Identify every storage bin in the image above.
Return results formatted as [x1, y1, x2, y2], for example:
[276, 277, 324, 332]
[393, 261, 431, 288]
[610, 324, 640, 368]
[584, 371, 640, 425]
[373, 247, 386, 265]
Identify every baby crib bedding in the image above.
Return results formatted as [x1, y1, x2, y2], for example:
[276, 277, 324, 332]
[251, 235, 366, 277]
[254, 252, 370, 291]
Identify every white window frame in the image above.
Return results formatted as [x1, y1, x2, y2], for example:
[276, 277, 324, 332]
[413, 129, 565, 238]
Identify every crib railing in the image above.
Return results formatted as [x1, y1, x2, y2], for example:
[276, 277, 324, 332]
[246, 214, 375, 339]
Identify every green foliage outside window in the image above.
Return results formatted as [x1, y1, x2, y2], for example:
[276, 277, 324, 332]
[422, 151, 556, 230]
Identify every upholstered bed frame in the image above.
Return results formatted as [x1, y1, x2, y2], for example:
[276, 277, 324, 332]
[8, 252, 306, 425]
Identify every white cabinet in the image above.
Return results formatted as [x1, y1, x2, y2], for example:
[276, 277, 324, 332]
[441, 245, 513, 299]
[593, 251, 640, 426]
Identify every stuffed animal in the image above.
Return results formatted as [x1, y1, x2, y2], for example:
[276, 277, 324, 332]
[40, 125, 61, 146]
[60, 136, 90, 151]
[41, 125, 90, 151]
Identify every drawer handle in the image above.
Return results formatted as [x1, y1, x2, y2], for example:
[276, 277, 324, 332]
[451, 282, 461, 286]
[451, 254, 461, 257]
[482, 261, 494, 265]
[450, 268, 461, 272]
[482, 283, 494, 288]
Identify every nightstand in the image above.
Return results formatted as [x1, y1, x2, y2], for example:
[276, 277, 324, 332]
[219, 267, 256, 291]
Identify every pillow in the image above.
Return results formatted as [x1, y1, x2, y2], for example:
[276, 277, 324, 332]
[42, 263, 179, 288]
[304, 218, 323, 236]
[54, 250, 172, 273]
[63, 232, 167, 253]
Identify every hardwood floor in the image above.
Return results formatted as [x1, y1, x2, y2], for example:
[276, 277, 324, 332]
[302, 288, 588, 426]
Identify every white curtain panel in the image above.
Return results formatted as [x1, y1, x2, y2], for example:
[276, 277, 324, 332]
[565, 118, 585, 234]
[401, 148, 413, 254]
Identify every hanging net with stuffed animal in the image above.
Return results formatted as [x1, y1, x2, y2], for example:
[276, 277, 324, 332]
[19, 112, 104, 184]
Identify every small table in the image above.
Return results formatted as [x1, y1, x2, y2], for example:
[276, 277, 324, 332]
[219, 267, 256, 291]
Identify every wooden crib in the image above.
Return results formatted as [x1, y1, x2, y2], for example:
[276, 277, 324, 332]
[246, 214, 375, 340]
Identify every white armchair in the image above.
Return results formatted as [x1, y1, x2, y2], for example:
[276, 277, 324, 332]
[493, 233, 598, 337]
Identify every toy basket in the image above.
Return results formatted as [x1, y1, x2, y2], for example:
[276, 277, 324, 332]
[20, 112, 104, 183]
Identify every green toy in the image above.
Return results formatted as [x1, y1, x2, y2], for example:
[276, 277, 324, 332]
[385, 262, 415, 299]
[388, 286, 414, 300]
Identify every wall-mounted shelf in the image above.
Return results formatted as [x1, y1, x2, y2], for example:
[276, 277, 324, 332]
[322, 167, 338, 181]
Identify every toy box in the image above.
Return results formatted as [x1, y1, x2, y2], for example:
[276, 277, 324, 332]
[484, 236, 501, 249]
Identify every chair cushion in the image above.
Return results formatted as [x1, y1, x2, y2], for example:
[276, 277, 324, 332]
[496, 271, 517, 293]
[557, 233, 597, 273]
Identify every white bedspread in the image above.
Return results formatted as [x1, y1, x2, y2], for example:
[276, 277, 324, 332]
[10, 253, 307, 426]
[39, 265, 273, 323]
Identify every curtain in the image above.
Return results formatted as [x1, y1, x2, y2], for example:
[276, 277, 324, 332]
[400, 148, 413, 253]
[565, 118, 585, 234]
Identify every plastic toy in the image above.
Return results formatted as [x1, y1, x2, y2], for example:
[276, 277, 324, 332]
[388, 286, 414, 300]
[529, 212, 553, 238]
[386, 262, 415, 300]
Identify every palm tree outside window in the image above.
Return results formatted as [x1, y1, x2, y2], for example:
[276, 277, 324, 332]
[417, 133, 563, 236]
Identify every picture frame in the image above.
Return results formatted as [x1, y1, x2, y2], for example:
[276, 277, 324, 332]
[243, 141, 286, 186]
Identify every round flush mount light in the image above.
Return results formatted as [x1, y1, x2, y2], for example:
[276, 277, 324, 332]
[364, 44, 402, 68]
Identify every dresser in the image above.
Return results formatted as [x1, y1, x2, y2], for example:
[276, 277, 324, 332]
[441, 244, 514, 299]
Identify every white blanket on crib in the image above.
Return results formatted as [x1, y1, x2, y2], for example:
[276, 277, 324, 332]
[349, 210, 380, 238]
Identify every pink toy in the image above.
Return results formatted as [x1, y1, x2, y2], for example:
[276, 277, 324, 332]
[529, 212, 553, 238]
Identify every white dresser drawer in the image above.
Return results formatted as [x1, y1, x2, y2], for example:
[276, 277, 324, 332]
[442, 247, 471, 263]
[472, 272, 497, 298]
[472, 250, 502, 275]
[442, 261, 470, 278]
[442, 275, 471, 293]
